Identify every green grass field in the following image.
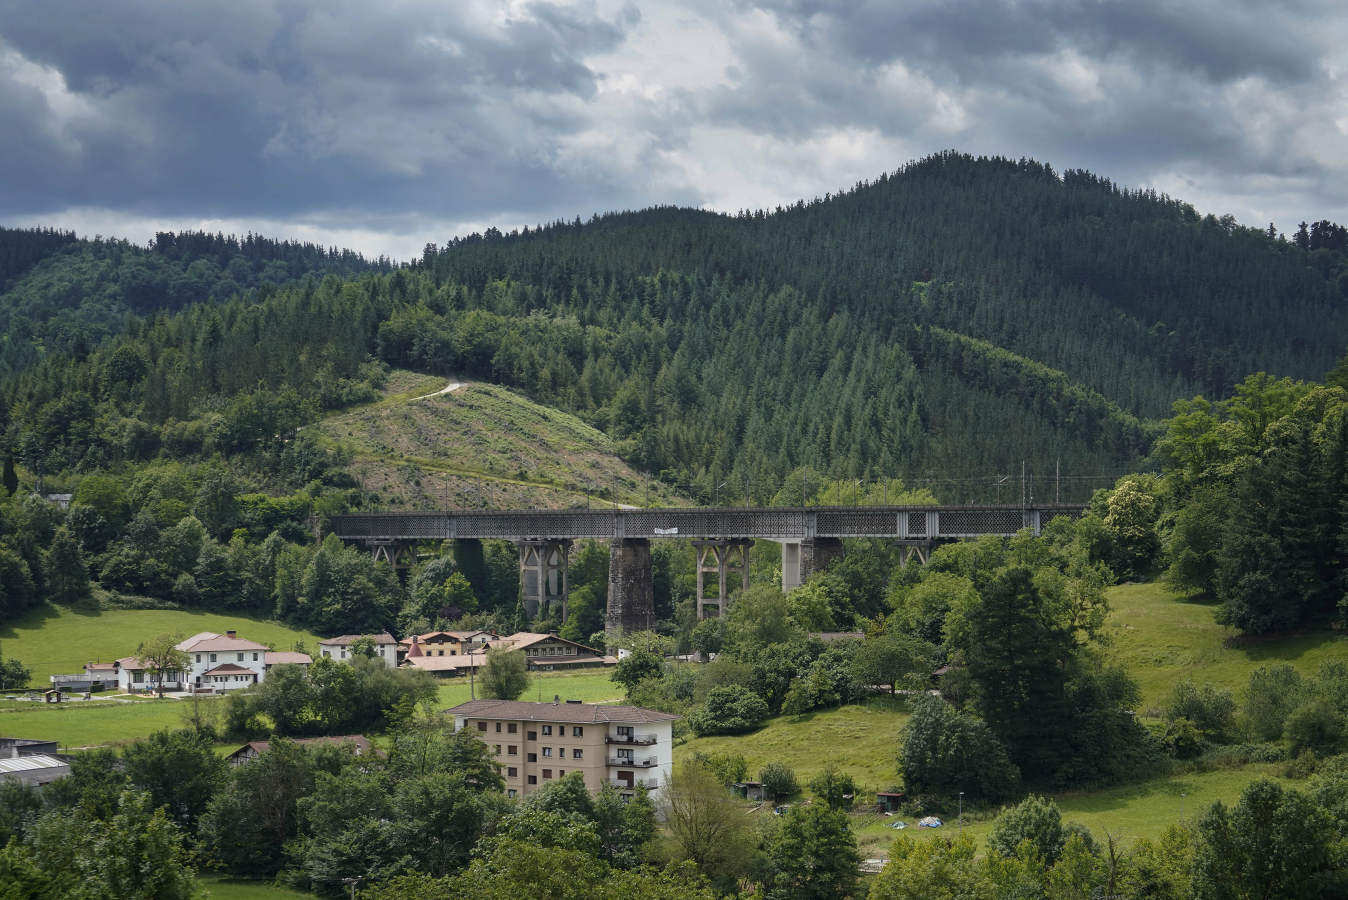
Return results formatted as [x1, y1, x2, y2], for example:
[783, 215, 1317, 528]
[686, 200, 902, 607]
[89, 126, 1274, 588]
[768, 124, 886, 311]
[677, 697, 912, 791]
[199, 877, 314, 899]
[0, 603, 323, 686]
[0, 694, 219, 749]
[435, 669, 626, 709]
[1104, 582, 1348, 713]
[850, 762, 1291, 856]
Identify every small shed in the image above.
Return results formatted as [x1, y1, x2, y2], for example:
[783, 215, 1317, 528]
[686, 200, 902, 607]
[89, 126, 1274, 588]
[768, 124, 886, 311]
[42, 690, 62, 704]
[732, 781, 765, 802]
[876, 790, 905, 813]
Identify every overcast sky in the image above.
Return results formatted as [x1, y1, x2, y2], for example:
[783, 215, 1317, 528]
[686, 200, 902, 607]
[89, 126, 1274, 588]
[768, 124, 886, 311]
[2, 0, 1346, 260]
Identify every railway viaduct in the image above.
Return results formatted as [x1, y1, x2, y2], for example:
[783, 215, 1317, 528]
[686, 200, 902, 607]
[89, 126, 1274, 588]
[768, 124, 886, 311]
[329, 505, 1084, 634]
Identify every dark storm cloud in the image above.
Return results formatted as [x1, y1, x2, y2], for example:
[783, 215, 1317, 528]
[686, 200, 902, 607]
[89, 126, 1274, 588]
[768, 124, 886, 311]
[0, 0, 640, 221]
[0, 0, 1345, 253]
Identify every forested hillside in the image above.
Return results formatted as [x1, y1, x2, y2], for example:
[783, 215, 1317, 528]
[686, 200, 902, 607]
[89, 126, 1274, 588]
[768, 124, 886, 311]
[2, 152, 1347, 508]
[0, 228, 392, 378]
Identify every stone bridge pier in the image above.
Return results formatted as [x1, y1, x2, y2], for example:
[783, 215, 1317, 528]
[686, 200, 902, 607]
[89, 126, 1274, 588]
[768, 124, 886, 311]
[606, 538, 654, 635]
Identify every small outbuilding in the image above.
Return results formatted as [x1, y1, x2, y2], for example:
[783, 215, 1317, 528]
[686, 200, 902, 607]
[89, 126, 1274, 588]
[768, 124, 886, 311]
[876, 790, 905, 813]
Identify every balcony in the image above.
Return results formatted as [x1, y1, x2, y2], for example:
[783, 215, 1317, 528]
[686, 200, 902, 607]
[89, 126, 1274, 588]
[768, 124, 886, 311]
[606, 756, 658, 768]
[605, 734, 657, 745]
[609, 777, 661, 790]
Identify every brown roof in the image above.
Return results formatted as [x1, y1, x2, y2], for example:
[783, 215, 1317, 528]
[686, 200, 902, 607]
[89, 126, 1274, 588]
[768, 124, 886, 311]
[497, 632, 602, 655]
[229, 735, 372, 759]
[403, 654, 485, 672]
[179, 633, 270, 653]
[447, 699, 679, 724]
[406, 639, 424, 658]
[264, 651, 312, 665]
[318, 633, 397, 646]
[202, 663, 257, 676]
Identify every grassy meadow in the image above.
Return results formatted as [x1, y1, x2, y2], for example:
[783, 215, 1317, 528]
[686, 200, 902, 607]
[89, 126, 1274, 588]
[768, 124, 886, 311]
[1104, 581, 1348, 713]
[435, 668, 625, 710]
[0, 602, 323, 686]
[0, 694, 217, 749]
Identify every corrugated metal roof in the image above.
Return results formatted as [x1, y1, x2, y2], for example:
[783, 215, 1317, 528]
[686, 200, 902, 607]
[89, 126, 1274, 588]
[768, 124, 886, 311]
[0, 754, 67, 774]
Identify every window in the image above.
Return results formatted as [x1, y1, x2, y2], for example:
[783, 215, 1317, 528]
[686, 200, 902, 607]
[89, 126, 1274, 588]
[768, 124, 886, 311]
[572, 726, 583, 737]
[495, 723, 502, 733]
[527, 753, 537, 763]
[340, 649, 346, 659]
[133, 672, 144, 683]
[507, 789, 517, 798]
[542, 747, 552, 757]
[210, 653, 217, 662]
[508, 745, 518, 755]
[494, 745, 501, 755]
[572, 749, 583, 760]
[252, 652, 258, 661]
[558, 748, 566, 758]
[542, 725, 553, 736]
[507, 723, 517, 734]
[195, 654, 201, 663]
[237, 652, 244, 662]
[528, 775, 537, 785]
[527, 731, 537, 741]
[476, 721, 487, 732]
[322, 650, 330, 658]
[542, 769, 552, 779]
[507, 767, 518, 777]
[559, 769, 565, 777]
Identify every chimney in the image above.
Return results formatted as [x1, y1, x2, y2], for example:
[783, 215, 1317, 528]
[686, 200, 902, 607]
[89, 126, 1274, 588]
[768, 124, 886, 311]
[553, 694, 560, 706]
[226, 630, 237, 639]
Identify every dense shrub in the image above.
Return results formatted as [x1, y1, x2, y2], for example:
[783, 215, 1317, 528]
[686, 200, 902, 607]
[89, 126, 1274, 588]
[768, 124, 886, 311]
[686, 687, 769, 736]
[899, 694, 1021, 805]
[1166, 681, 1237, 742]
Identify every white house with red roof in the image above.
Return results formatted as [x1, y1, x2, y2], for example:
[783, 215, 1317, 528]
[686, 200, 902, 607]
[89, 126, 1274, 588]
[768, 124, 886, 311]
[116, 631, 311, 693]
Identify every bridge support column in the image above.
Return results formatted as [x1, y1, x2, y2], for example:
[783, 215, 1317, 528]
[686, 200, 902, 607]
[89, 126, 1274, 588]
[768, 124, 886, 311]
[367, 539, 416, 570]
[694, 539, 752, 619]
[896, 541, 934, 567]
[518, 539, 572, 621]
[606, 539, 654, 636]
[781, 537, 844, 592]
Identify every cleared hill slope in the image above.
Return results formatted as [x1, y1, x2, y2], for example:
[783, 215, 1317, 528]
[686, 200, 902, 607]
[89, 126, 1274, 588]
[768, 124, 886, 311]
[311, 370, 681, 509]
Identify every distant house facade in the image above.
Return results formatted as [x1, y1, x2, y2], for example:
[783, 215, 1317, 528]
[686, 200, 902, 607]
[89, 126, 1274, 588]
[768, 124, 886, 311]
[397, 630, 497, 660]
[400, 632, 613, 678]
[116, 631, 310, 693]
[49, 661, 120, 691]
[226, 734, 372, 767]
[317, 633, 399, 667]
[446, 699, 677, 800]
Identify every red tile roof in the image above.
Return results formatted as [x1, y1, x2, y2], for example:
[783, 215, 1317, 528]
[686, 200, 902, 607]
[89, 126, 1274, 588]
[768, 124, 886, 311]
[202, 663, 256, 676]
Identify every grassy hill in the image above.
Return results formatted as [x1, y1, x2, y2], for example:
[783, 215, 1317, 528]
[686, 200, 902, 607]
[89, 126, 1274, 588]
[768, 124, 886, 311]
[1105, 582, 1348, 713]
[310, 369, 683, 509]
[0, 602, 322, 685]
[670, 579, 1345, 855]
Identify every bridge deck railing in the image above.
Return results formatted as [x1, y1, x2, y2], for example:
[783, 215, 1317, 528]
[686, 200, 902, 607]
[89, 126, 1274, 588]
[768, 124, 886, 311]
[327, 505, 1085, 542]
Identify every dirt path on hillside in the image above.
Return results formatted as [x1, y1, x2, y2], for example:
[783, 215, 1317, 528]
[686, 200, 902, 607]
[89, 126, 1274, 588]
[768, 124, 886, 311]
[410, 380, 466, 401]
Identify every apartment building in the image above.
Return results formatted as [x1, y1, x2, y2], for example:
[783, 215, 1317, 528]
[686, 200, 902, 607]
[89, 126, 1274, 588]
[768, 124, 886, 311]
[446, 699, 677, 800]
